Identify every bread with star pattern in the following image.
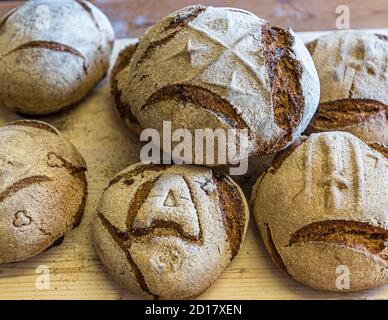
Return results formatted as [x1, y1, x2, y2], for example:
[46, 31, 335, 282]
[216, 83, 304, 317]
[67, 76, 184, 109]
[111, 5, 320, 164]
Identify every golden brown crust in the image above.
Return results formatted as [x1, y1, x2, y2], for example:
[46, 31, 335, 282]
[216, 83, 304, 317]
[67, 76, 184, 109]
[252, 131, 388, 291]
[114, 6, 319, 161]
[310, 99, 388, 129]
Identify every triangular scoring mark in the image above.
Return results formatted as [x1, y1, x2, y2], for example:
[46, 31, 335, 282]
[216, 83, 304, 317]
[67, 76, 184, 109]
[163, 190, 177, 207]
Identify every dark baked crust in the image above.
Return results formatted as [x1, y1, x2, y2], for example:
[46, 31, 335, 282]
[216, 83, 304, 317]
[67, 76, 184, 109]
[111, 6, 207, 134]
[0, 5, 19, 32]
[288, 220, 388, 261]
[0, 176, 52, 203]
[5, 41, 88, 74]
[375, 33, 388, 42]
[136, 5, 206, 63]
[368, 142, 388, 158]
[310, 99, 388, 130]
[265, 224, 288, 273]
[261, 24, 305, 154]
[213, 172, 247, 259]
[70, 170, 88, 229]
[75, 0, 100, 31]
[110, 43, 141, 131]
[141, 84, 252, 137]
[163, 5, 206, 31]
[97, 212, 158, 299]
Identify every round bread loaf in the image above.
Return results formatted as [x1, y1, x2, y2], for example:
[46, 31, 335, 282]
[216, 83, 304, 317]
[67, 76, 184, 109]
[252, 131, 388, 291]
[0, 120, 87, 263]
[306, 31, 388, 145]
[0, 0, 115, 115]
[111, 5, 320, 163]
[93, 163, 249, 299]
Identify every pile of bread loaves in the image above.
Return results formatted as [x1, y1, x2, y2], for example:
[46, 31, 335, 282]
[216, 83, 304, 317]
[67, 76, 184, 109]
[0, 1, 386, 299]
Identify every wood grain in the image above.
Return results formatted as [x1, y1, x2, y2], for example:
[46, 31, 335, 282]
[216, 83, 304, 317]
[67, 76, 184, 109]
[0, 32, 387, 300]
[1, 1, 388, 37]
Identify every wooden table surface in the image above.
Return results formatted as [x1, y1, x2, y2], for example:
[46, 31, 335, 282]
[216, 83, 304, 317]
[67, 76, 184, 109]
[1, 0, 388, 37]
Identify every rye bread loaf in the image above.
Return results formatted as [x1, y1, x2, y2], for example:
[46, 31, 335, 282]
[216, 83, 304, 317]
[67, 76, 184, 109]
[93, 163, 249, 299]
[0, 0, 115, 115]
[252, 131, 388, 291]
[0, 120, 87, 263]
[111, 5, 320, 163]
[306, 31, 388, 145]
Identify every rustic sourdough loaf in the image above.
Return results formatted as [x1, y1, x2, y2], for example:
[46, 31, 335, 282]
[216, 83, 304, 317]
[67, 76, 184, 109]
[0, 120, 87, 263]
[93, 163, 249, 299]
[252, 131, 388, 291]
[111, 5, 320, 163]
[307, 31, 388, 145]
[0, 0, 114, 115]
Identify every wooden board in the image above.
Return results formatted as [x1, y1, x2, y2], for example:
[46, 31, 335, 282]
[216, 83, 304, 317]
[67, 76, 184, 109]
[0, 30, 387, 300]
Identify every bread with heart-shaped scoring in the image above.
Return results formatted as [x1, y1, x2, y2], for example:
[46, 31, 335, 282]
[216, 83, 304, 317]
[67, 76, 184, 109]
[0, 120, 87, 263]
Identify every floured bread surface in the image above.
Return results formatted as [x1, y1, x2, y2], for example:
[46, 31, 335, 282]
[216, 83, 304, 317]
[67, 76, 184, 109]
[0, 120, 87, 263]
[307, 31, 388, 144]
[252, 131, 388, 292]
[0, 0, 115, 115]
[93, 163, 249, 299]
[112, 5, 320, 162]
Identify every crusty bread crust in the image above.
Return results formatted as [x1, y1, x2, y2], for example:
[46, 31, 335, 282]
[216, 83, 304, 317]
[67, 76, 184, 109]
[0, 120, 87, 263]
[0, 0, 115, 115]
[111, 5, 320, 162]
[252, 132, 388, 292]
[307, 99, 388, 145]
[93, 163, 249, 299]
[306, 31, 388, 145]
